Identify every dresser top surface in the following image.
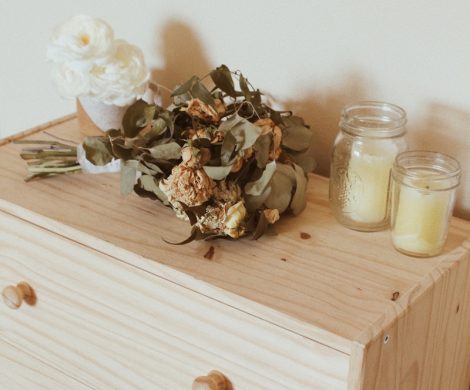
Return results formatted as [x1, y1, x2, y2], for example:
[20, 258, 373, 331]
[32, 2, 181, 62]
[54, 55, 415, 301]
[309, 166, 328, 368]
[1, 116, 469, 349]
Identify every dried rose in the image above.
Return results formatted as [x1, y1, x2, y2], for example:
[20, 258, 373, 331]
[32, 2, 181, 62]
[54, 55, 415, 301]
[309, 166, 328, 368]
[213, 181, 241, 204]
[255, 118, 282, 160]
[263, 208, 280, 224]
[223, 201, 247, 238]
[182, 98, 219, 123]
[159, 164, 214, 207]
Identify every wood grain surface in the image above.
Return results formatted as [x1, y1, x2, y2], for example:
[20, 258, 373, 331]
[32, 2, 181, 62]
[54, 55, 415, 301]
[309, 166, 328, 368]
[0, 116, 469, 349]
[0, 210, 348, 389]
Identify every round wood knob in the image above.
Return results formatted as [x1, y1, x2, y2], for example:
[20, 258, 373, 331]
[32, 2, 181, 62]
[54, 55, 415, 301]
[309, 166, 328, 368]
[192, 370, 229, 390]
[2, 282, 34, 310]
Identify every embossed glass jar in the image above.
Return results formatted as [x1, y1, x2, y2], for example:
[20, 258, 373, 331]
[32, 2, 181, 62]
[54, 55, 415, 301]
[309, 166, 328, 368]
[329, 102, 407, 231]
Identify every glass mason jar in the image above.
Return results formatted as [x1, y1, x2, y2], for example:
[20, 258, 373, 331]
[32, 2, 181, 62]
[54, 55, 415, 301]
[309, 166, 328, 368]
[329, 101, 407, 231]
[390, 151, 461, 257]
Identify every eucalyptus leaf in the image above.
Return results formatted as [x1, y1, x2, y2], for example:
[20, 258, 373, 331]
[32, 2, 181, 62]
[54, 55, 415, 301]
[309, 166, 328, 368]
[203, 165, 233, 180]
[220, 132, 237, 165]
[171, 76, 198, 96]
[245, 161, 276, 196]
[139, 175, 169, 205]
[290, 163, 308, 215]
[244, 185, 272, 212]
[230, 119, 262, 151]
[218, 114, 244, 134]
[147, 142, 182, 160]
[190, 80, 216, 108]
[82, 137, 113, 166]
[282, 125, 312, 151]
[120, 160, 139, 196]
[264, 170, 294, 213]
[239, 74, 251, 102]
[122, 100, 148, 138]
[210, 65, 237, 98]
[253, 134, 271, 168]
[288, 148, 316, 174]
[252, 210, 268, 240]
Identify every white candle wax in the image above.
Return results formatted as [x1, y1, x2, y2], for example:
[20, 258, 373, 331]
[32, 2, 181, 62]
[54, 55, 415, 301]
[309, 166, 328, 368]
[345, 142, 397, 224]
[392, 182, 452, 256]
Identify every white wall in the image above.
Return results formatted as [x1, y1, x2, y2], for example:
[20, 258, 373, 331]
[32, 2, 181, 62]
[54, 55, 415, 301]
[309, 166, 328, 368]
[1, 0, 469, 218]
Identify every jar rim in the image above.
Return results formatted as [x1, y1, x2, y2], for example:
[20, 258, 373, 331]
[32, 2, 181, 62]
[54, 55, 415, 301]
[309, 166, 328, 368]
[392, 150, 461, 190]
[340, 101, 407, 138]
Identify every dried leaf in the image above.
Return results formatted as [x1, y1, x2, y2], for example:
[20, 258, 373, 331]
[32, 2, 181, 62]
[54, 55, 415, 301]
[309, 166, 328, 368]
[253, 134, 271, 168]
[282, 125, 312, 151]
[252, 211, 269, 240]
[120, 160, 138, 196]
[210, 65, 237, 98]
[122, 100, 148, 138]
[147, 142, 182, 160]
[203, 165, 233, 180]
[264, 169, 294, 213]
[244, 185, 272, 212]
[291, 163, 308, 215]
[245, 161, 276, 196]
[239, 74, 251, 102]
[82, 137, 113, 165]
[138, 175, 169, 204]
[171, 76, 198, 96]
[191, 80, 216, 108]
[288, 148, 316, 174]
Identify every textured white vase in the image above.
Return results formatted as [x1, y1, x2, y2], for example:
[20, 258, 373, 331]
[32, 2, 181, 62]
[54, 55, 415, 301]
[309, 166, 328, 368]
[77, 96, 128, 136]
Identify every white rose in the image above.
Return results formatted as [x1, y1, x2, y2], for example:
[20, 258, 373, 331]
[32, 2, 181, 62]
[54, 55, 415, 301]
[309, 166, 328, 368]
[50, 61, 91, 98]
[47, 15, 114, 63]
[89, 39, 149, 106]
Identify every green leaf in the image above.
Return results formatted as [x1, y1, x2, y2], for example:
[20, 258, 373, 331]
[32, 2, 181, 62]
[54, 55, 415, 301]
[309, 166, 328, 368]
[253, 134, 271, 168]
[220, 132, 237, 165]
[190, 80, 216, 108]
[138, 175, 169, 205]
[218, 114, 244, 134]
[147, 142, 182, 160]
[281, 125, 312, 151]
[122, 100, 148, 138]
[171, 76, 198, 96]
[203, 165, 233, 180]
[264, 170, 294, 213]
[244, 161, 276, 196]
[252, 211, 268, 240]
[230, 119, 262, 150]
[82, 137, 113, 165]
[239, 74, 252, 102]
[136, 105, 156, 127]
[290, 163, 308, 215]
[210, 65, 237, 98]
[120, 160, 138, 196]
[288, 148, 316, 174]
[244, 186, 272, 212]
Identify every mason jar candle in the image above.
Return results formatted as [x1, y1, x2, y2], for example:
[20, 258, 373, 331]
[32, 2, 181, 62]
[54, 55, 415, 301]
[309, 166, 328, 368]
[329, 101, 407, 231]
[390, 151, 461, 257]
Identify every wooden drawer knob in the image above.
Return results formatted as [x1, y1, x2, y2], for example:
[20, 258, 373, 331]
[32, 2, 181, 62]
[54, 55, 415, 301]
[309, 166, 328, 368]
[2, 282, 34, 310]
[192, 370, 229, 390]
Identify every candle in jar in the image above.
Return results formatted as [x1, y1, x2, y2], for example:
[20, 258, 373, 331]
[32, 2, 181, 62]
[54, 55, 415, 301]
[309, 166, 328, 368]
[345, 142, 397, 224]
[392, 180, 452, 256]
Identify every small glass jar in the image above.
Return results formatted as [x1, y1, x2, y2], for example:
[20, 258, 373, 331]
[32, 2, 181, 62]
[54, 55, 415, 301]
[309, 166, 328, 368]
[329, 101, 407, 231]
[390, 151, 461, 257]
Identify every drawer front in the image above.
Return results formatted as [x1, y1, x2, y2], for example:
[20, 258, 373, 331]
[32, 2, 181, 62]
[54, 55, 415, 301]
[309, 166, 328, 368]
[0, 211, 348, 389]
[0, 340, 87, 389]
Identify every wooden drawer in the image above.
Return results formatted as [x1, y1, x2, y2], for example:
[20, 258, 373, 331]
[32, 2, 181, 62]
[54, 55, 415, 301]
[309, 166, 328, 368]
[0, 210, 349, 389]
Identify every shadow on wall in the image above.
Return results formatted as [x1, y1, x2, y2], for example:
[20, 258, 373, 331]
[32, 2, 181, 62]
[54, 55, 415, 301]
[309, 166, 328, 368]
[150, 21, 469, 219]
[279, 74, 371, 178]
[151, 20, 212, 106]
[409, 103, 470, 220]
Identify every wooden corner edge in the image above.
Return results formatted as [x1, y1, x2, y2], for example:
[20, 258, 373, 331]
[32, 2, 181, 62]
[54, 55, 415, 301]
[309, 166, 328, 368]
[0, 113, 77, 146]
